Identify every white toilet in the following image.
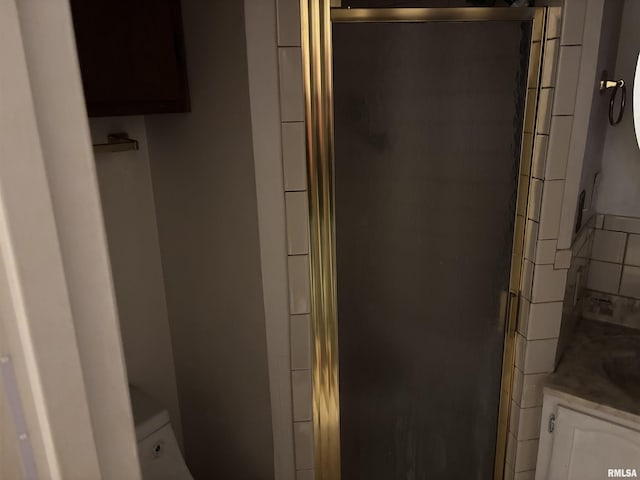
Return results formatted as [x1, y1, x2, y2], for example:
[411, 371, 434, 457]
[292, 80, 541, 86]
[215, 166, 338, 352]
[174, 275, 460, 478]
[129, 386, 194, 480]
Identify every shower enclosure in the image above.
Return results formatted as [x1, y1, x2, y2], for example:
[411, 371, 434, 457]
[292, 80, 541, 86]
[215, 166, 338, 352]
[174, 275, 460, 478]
[301, 5, 545, 479]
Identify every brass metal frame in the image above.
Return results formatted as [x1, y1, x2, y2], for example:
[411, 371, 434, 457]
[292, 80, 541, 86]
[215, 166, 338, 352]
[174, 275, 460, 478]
[300, 5, 548, 479]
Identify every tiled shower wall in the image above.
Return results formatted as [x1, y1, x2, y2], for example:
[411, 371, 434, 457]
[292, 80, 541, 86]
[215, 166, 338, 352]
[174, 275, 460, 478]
[582, 214, 640, 329]
[251, 1, 601, 479]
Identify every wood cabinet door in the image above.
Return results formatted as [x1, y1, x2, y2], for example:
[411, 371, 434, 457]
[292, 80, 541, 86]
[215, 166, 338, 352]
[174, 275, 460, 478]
[548, 406, 640, 480]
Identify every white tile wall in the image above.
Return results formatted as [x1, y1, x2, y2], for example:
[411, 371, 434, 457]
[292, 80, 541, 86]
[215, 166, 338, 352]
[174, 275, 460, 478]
[520, 373, 548, 408]
[587, 260, 622, 294]
[292, 370, 312, 421]
[536, 88, 555, 134]
[296, 470, 315, 480]
[527, 179, 543, 222]
[540, 39, 558, 88]
[604, 215, 640, 234]
[553, 46, 582, 115]
[282, 122, 308, 191]
[514, 469, 535, 480]
[546, 7, 562, 40]
[625, 235, 640, 266]
[288, 255, 311, 314]
[527, 302, 562, 340]
[276, 0, 301, 46]
[516, 407, 542, 441]
[554, 250, 572, 269]
[286, 192, 310, 255]
[545, 116, 573, 180]
[538, 180, 564, 239]
[620, 266, 640, 299]
[531, 265, 567, 302]
[560, 0, 586, 46]
[520, 338, 558, 374]
[293, 421, 314, 470]
[535, 239, 557, 265]
[515, 438, 539, 471]
[531, 135, 548, 180]
[291, 314, 311, 370]
[591, 229, 626, 263]
[278, 48, 305, 122]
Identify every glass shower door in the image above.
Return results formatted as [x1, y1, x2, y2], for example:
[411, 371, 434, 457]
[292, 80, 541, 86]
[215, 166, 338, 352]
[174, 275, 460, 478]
[332, 16, 532, 480]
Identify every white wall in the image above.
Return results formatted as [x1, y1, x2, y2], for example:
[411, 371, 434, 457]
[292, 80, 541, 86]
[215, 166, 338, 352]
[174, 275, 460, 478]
[145, 0, 275, 478]
[91, 117, 182, 444]
[596, 0, 640, 216]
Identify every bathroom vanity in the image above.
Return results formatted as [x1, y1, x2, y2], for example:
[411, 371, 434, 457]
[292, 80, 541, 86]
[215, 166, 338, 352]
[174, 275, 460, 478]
[536, 320, 640, 479]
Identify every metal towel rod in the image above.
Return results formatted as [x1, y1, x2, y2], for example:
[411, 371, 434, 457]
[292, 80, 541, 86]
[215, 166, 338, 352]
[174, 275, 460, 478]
[93, 133, 139, 154]
[600, 71, 626, 126]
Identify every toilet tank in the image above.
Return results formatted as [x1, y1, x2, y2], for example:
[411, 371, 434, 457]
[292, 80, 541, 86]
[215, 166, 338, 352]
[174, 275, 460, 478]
[129, 386, 193, 480]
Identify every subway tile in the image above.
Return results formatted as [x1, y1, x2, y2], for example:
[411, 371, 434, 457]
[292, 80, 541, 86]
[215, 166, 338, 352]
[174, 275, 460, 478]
[625, 235, 640, 266]
[522, 338, 558, 374]
[528, 42, 541, 88]
[288, 255, 311, 314]
[522, 260, 534, 300]
[515, 438, 540, 470]
[515, 334, 527, 371]
[514, 471, 535, 480]
[521, 373, 548, 408]
[277, 0, 301, 46]
[561, 0, 587, 46]
[296, 470, 315, 480]
[536, 88, 554, 134]
[620, 266, 640, 299]
[505, 463, 515, 480]
[294, 421, 314, 469]
[518, 297, 531, 338]
[278, 47, 305, 122]
[596, 214, 605, 229]
[291, 314, 311, 370]
[521, 132, 533, 177]
[553, 46, 582, 115]
[604, 215, 640, 234]
[517, 175, 529, 216]
[286, 192, 310, 255]
[546, 7, 562, 40]
[510, 400, 521, 435]
[538, 180, 564, 240]
[527, 179, 543, 222]
[512, 368, 524, 406]
[535, 239, 557, 265]
[531, 265, 567, 302]
[292, 370, 312, 421]
[541, 39, 558, 88]
[527, 302, 562, 340]
[282, 122, 307, 191]
[531, 134, 548, 180]
[591, 229, 626, 263]
[507, 433, 517, 468]
[545, 116, 573, 180]
[587, 260, 622, 294]
[554, 249, 572, 269]
[524, 88, 537, 134]
[524, 221, 539, 263]
[516, 407, 542, 441]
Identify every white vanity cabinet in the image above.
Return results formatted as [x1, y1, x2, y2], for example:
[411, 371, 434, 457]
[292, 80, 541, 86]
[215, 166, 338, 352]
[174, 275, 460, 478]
[535, 389, 640, 480]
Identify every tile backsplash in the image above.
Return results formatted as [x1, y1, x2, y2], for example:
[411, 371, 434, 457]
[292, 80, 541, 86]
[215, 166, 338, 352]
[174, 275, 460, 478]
[582, 214, 640, 330]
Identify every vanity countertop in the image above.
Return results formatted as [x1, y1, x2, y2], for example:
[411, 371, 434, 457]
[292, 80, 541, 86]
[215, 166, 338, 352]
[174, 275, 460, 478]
[546, 319, 640, 421]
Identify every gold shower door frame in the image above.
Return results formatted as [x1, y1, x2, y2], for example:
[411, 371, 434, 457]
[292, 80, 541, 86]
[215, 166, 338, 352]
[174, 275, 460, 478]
[300, 5, 547, 479]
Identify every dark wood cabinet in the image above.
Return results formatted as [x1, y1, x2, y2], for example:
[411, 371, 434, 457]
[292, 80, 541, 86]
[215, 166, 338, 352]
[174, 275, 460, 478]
[70, 0, 190, 117]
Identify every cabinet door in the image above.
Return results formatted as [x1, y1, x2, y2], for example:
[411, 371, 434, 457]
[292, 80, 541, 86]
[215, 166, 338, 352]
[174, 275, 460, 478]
[548, 406, 640, 479]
